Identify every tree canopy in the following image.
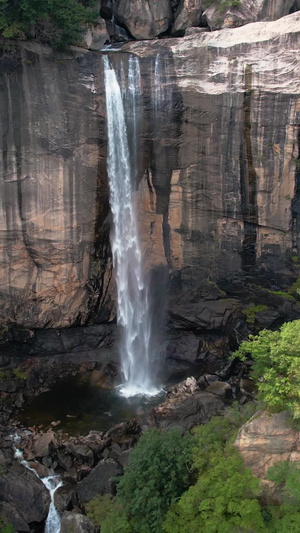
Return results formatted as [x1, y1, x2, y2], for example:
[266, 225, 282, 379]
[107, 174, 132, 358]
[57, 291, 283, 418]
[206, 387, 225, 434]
[0, 0, 97, 49]
[233, 320, 300, 418]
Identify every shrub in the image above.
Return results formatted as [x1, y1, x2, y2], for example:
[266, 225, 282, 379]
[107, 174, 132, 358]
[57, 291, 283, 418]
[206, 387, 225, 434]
[233, 320, 300, 418]
[116, 428, 194, 533]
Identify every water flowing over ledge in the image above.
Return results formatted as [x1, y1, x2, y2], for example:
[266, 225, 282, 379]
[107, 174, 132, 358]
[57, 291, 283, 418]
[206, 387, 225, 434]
[103, 55, 160, 398]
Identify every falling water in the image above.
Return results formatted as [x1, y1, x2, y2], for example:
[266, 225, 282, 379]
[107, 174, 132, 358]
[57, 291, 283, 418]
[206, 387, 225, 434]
[103, 55, 159, 397]
[11, 435, 62, 533]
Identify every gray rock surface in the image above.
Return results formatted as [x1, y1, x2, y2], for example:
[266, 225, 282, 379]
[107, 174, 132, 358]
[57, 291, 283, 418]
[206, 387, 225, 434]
[113, 0, 172, 39]
[61, 512, 96, 533]
[0, 462, 50, 524]
[202, 0, 295, 31]
[76, 459, 122, 504]
[149, 377, 225, 430]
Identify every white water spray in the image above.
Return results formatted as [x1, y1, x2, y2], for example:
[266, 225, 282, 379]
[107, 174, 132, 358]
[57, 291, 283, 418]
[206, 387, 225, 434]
[104, 55, 159, 397]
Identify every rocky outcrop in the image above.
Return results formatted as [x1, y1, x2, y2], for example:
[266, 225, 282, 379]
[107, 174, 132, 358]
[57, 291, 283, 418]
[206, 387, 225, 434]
[171, 0, 202, 35]
[202, 0, 295, 31]
[148, 377, 226, 430]
[235, 410, 300, 489]
[113, 0, 172, 39]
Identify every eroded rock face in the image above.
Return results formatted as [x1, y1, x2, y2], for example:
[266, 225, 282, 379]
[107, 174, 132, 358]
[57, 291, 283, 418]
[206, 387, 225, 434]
[234, 410, 300, 480]
[113, 0, 172, 39]
[202, 0, 295, 31]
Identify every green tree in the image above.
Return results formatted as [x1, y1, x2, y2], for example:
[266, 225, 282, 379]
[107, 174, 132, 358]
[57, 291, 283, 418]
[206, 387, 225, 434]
[163, 417, 266, 533]
[116, 428, 194, 533]
[0, 0, 97, 49]
[233, 320, 300, 418]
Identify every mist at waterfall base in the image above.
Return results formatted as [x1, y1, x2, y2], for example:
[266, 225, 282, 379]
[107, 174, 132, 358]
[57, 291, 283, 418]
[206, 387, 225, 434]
[104, 54, 163, 398]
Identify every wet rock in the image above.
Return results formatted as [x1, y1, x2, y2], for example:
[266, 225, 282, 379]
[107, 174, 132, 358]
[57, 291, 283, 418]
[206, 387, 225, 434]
[27, 461, 49, 478]
[54, 483, 77, 513]
[61, 511, 96, 533]
[76, 459, 122, 504]
[172, 0, 202, 35]
[0, 461, 50, 524]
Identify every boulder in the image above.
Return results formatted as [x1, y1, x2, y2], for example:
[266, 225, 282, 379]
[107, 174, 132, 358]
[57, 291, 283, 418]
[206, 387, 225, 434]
[54, 483, 77, 513]
[31, 430, 58, 459]
[76, 459, 122, 504]
[0, 462, 50, 524]
[148, 377, 225, 430]
[113, 0, 172, 39]
[172, 0, 202, 35]
[89, 18, 110, 50]
[104, 419, 142, 444]
[61, 511, 96, 533]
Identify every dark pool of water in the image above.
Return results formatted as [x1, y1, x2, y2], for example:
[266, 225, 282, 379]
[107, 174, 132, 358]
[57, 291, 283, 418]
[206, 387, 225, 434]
[16, 374, 165, 436]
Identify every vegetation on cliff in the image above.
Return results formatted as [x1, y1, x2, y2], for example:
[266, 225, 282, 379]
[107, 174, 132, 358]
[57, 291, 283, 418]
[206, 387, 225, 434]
[233, 320, 300, 418]
[0, 0, 97, 49]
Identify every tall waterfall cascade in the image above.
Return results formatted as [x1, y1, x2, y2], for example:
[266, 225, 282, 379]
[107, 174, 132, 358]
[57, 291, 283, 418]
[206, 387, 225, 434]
[103, 55, 159, 397]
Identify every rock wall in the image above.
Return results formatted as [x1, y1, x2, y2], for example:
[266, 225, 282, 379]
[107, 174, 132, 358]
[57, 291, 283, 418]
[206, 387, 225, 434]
[0, 44, 109, 328]
[0, 13, 300, 334]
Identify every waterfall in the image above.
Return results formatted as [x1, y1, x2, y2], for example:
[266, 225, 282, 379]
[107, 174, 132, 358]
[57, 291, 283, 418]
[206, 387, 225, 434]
[103, 55, 159, 397]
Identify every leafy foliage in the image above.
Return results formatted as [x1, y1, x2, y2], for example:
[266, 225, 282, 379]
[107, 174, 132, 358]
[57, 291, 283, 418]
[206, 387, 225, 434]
[86, 494, 132, 533]
[0, 0, 97, 49]
[163, 416, 266, 533]
[233, 320, 300, 418]
[116, 428, 194, 533]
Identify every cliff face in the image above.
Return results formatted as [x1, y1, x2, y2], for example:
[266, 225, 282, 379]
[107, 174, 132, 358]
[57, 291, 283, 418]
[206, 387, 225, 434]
[0, 44, 107, 328]
[0, 13, 300, 330]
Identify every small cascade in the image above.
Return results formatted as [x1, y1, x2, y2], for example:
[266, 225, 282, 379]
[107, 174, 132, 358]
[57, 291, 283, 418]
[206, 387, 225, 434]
[43, 476, 63, 533]
[11, 435, 62, 533]
[103, 55, 159, 397]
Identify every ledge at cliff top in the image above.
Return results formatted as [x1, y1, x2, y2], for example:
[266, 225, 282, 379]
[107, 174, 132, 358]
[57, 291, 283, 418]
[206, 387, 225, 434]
[0, 12, 299, 329]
